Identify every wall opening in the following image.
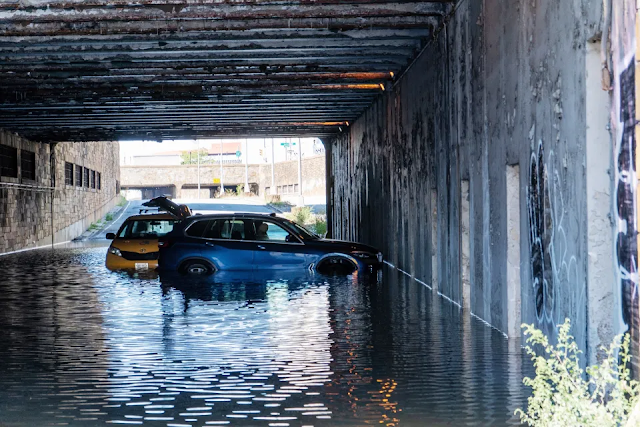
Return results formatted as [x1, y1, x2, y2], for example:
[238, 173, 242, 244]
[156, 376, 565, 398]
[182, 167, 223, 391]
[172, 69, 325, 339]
[461, 180, 471, 309]
[431, 189, 438, 291]
[506, 164, 521, 338]
[585, 40, 614, 364]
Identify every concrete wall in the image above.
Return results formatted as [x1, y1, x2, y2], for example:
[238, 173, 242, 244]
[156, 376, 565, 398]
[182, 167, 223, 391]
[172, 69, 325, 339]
[121, 155, 326, 200]
[327, 0, 606, 362]
[0, 130, 120, 253]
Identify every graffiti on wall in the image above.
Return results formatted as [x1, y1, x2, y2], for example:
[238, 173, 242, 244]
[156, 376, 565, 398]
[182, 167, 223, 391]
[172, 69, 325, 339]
[527, 139, 579, 324]
[528, 140, 554, 320]
[615, 58, 638, 341]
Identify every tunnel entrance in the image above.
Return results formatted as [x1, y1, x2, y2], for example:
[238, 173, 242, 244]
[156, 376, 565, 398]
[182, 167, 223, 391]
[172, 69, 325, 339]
[122, 185, 177, 200]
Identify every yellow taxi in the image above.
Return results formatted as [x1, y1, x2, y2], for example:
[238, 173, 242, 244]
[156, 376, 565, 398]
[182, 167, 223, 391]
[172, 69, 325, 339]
[105, 213, 177, 271]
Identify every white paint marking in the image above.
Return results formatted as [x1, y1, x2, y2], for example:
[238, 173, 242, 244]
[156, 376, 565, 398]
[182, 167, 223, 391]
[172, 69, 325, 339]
[112, 201, 131, 228]
[386, 262, 507, 337]
[470, 312, 509, 339]
[415, 278, 433, 291]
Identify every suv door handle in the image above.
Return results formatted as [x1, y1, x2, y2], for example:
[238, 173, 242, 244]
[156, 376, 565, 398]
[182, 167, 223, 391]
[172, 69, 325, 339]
[205, 242, 215, 247]
[257, 245, 266, 250]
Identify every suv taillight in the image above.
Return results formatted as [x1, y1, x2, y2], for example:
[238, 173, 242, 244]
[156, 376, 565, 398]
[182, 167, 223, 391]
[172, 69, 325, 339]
[158, 238, 173, 249]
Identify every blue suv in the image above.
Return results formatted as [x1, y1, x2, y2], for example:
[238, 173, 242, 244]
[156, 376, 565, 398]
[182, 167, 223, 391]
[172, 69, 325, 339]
[156, 212, 383, 275]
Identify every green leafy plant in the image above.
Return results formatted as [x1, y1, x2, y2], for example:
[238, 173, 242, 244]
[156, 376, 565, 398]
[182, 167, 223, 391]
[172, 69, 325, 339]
[516, 319, 640, 426]
[180, 148, 212, 165]
[313, 217, 327, 237]
[236, 184, 245, 196]
[117, 195, 127, 207]
[292, 206, 312, 225]
[105, 213, 114, 222]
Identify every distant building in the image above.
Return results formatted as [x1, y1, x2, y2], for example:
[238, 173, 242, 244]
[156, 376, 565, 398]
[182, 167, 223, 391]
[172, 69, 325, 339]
[123, 142, 243, 166]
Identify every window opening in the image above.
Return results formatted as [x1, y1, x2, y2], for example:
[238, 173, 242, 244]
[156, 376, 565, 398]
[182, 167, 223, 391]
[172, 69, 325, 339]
[65, 162, 74, 186]
[0, 144, 18, 178]
[20, 150, 35, 181]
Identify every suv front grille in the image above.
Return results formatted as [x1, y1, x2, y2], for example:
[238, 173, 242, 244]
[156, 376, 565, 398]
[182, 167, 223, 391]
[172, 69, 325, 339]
[121, 251, 159, 261]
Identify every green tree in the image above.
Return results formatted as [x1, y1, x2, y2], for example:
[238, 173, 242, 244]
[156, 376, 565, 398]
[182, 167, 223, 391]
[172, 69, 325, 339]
[180, 148, 211, 165]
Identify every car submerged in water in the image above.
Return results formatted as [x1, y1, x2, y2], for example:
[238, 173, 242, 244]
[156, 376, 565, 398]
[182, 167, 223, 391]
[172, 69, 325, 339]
[105, 213, 178, 271]
[105, 199, 191, 271]
[129, 196, 383, 275]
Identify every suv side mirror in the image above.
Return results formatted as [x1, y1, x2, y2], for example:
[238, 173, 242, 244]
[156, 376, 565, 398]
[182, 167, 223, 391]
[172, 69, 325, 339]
[106, 233, 116, 240]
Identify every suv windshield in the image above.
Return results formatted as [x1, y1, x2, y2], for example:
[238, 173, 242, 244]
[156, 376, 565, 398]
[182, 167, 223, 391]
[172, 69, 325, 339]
[117, 219, 176, 239]
[282, 219, 320, 240]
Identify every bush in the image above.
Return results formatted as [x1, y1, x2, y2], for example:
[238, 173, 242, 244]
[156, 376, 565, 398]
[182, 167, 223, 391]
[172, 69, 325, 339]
[236, 184, 244, 196]
[516, 319, 640, 427]
[105, 213, 114, 222]
[117, 195, 127, 207]
[292, 206, 312, 225]
[313, 217, 327, 237]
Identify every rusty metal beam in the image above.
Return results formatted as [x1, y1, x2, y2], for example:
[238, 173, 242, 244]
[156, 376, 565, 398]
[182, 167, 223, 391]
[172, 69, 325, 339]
[0, 3, 449, 22]
[0, 0, 453, 9]
[0, 16, 439, 37]
[0, 0, 449, 141]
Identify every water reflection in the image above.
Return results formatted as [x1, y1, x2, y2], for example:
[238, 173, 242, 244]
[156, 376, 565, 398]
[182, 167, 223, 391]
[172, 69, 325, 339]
[0, 247, 531, 426]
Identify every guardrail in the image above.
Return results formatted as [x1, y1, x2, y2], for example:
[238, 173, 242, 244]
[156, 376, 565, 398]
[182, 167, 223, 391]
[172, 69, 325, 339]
[0, 182, 54, 192]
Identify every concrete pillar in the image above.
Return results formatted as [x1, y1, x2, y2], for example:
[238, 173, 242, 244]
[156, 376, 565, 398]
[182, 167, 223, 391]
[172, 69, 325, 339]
[270, 138, 276, 196]
[586, 40, 614, 364]
[506, 165, 521, 339]
[461, 180, 471, 309]
[175, 183, 185, 199]
[431, 189, 438, 292]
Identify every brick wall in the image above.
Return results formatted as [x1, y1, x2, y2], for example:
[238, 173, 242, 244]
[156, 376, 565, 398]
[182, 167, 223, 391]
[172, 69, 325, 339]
[0, 130, 120, 253]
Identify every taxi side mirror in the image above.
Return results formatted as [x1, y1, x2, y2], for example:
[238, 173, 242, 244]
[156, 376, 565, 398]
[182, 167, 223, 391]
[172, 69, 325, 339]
[106, 233, 116, 240]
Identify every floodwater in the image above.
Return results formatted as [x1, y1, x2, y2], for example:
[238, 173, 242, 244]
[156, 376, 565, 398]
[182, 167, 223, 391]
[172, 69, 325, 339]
[0, 244, 532, 426]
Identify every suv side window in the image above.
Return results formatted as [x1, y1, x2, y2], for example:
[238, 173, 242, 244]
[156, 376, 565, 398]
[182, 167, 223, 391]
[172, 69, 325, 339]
[203, 219, 224, 239]
[200, 218, 250, 240]
[253, 220, 295, 242]
[224, 219, 247, 240]
[185, 220, 209, 237]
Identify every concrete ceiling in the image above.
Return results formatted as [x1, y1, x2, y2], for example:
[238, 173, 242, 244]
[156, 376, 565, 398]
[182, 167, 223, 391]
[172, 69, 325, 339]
[0, 1, 452, 142]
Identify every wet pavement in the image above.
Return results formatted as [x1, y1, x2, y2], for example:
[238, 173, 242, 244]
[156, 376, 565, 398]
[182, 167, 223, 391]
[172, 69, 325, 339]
[0, 240, 532, 426]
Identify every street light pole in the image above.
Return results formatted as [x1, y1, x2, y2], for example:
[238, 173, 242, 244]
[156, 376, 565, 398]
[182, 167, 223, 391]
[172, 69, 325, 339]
[219, 139, 224, 195]
[244, 138, 249, 194]
[297, 137, 302, 205]
[197, 140, 201, 199]
[271, 138, 276, 195]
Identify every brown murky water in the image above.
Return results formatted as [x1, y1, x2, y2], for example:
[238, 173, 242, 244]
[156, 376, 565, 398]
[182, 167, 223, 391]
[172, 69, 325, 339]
[0, 244, 531, 426]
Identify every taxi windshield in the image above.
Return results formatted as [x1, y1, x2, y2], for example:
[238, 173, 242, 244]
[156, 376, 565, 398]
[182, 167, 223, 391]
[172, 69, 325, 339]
[117, 219, 176, 239]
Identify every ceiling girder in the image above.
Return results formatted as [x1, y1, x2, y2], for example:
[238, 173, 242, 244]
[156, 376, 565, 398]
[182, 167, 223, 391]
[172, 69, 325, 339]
[0, 1, 452, 142]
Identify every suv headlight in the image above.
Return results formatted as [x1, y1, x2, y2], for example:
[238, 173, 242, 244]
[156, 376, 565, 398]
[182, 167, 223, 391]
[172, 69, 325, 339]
[109, 247, 122, 257]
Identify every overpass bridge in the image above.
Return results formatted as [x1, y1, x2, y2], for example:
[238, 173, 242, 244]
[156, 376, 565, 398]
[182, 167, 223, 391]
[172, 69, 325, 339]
[0, 0, 637, 379]
[120, 155, 326, 200]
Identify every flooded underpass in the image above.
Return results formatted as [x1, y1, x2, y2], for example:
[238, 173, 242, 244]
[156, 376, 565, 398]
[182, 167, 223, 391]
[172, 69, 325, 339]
[0, 245, 532, 427]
